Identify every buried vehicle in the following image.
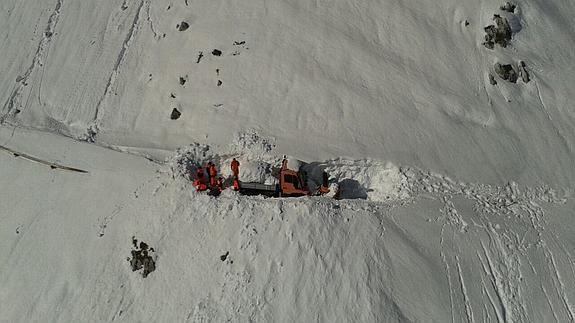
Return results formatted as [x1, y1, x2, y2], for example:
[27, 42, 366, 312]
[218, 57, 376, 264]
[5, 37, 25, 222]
[238, 158, 330, 198]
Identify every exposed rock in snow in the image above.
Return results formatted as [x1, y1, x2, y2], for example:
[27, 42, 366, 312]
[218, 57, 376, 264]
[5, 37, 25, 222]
[483, 15, 513, 49]
[128, 237, 157, 278]
[500, 2, 517, 13]
[489, 74, 498, 85]
[495, 63, 518, 83]
[2, 0, 575, 320]
[518, 61, 531, 83]
[170, 108, 181, 120]
[1, 126, 574, 322]
[177, 21, 189, 31]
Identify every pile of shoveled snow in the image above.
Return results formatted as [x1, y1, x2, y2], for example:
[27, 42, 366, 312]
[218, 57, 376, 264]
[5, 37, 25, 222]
[319, 158, 410, 202]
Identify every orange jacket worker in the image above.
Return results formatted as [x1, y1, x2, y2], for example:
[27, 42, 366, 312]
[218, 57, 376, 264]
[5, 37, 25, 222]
[231, 158, 240, 178]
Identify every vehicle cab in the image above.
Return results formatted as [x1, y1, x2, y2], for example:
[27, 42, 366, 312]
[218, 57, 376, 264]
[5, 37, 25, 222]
[279, 158, 310, 197]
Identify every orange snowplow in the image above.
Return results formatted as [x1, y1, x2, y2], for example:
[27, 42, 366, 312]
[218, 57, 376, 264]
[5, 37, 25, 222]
[238, 157, 330, 198]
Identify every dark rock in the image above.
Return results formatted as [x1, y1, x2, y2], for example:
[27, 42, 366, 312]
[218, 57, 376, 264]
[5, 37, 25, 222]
[142, 256, 155, 278]
[483, 40, 495, 50]
[493, 15, 512, 47]
[196, 51, 204, 63]
[489, 74, 498, 85]
[179, 76, 186, 86]
[220, 251, 229, 261]
[217, 80, 222, 87]
[128, 238, 156, 278]
[494, 63, 518, 83]
[483, 15, 513, 49]
[212, 49, 222, 56]
[178, 21, 189, 31]
[233, 41, 246, 45]
[500, 2, 516, 13]
[171, 108, 181, 120]
[518, 61, 530, 83]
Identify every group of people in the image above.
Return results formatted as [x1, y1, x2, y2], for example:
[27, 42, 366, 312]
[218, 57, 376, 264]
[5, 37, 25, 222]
[192, 158, 240, 194]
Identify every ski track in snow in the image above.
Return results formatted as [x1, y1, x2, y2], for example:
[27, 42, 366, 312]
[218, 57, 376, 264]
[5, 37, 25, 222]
[161, 157, 570, 322]
[478, 251, 505, 323]
[542, 286, 560, 323]
[1, 0, 63, 124]
[91, 0, 145, 137]
[398, 166, 568, 322]
[145, 1, 162, 40]
[456, 256, 474, 323]
[2, 135, 572, 321]
[541, 241, 575, 321]
[155, 143, 573, 322]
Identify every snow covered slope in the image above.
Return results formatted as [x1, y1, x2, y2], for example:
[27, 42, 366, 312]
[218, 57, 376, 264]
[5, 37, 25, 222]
[2, 0, 575, 321]
[2, 0, 575, 186]
[1, 127, 574, 322]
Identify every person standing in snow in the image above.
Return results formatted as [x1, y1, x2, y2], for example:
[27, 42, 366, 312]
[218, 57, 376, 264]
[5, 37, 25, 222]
[208, 162, 217, 187]
[196, 167, 205, 183]
[232, 178, 240, 191]
[193, 167, 207, 191]
[205, 163, 211, 184]
[231, 158, 240, 179]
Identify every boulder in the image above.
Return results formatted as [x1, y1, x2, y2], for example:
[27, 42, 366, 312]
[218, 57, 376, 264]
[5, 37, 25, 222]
[489, 74, 498, 85]
[494, 63, 518, 83]
[177, 21, 189, 31]
[500, 2, 516, 13]
[483, 15, 513, 49]
[518, 61, 530, 83]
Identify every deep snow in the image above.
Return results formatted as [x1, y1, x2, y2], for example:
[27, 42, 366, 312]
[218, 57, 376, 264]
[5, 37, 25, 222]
[2, 0, 575, 186]
[2, 0, 575, 322]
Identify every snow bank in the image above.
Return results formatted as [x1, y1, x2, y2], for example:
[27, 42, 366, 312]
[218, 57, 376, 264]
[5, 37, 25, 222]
[314, 158, 410, 202]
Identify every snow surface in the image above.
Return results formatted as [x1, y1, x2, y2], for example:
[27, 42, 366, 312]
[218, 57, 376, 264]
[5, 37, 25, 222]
[1, 0, 575, 322]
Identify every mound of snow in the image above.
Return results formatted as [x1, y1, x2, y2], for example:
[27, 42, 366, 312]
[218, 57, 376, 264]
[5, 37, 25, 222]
[321, 158, 410, 202]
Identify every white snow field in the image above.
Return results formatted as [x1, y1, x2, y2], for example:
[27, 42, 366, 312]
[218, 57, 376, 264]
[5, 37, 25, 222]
[1, 0, 575, 322]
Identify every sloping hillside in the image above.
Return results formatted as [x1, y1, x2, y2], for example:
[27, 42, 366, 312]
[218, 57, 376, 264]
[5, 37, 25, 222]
[1, 0, 575, 322]
[1, 0, 574, 185]
[1, 127, 574, 322]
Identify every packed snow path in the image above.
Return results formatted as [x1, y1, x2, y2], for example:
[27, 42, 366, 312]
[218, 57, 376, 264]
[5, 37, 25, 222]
[1, 127, 573, 322]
